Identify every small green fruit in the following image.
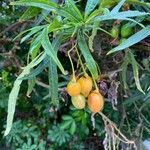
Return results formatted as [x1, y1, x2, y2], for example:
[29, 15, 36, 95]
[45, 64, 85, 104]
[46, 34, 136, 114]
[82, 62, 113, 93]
[111, 26, 119, 38]
[121, 25, 133, 38]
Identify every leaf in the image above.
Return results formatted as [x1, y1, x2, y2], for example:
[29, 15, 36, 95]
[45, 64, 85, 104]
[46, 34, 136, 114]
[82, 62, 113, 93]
[121, 52, 130, 89]
[48, 36, 62, 106]
[60, 120, 72, 130]
[41, 27, 65, 75]
[77, 33, 98, 79]
[4, 53, 45, 136]
[111, 0, 126, 13]
[62, 115, 73, 121]
[129, 51, 145, 94]
[26, 78, 36, 97]
[107, 25, 150, 54]
[20, 56, 48, 80]
[19, 7, 41, 21]
[70, 122, 76, 135]
[94, 11, 149, 22]
[85, 0, 99, 17]
[10, 0, 58, 11]
[65, 0, 83, 21]
[21, 25, 45, 43]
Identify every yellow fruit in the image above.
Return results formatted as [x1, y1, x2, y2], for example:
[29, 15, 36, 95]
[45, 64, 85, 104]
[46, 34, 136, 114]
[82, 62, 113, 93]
[77, 75, 93, 97]
[71, 94, 86, 109]
[88, 90, 104, 113]
[67, 80, 81, 96]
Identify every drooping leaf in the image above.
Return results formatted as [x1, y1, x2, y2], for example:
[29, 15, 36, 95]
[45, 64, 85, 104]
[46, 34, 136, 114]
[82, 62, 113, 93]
[4, 53, 46, 136]
[107, 25, 150, 54]
[85, 0, 99, 17]
[19, 7, 41, 21]
[26, 78, 36, 97]
[129, 51, 145, 94]
[41, 27, 65, 74]
[21, 25, 45, 43]
[48, 36, 62, 106]
[10, 0, 58, 11]
[121, 53, 129, 90]
[77, 33, 98, 79]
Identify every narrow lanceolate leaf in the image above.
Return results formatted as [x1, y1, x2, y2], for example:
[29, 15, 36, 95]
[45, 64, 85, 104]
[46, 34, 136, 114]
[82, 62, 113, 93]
[107, 25, 150, 54]
[85, 0, 99, 17]
[48, 36, 62, 106]
[4, 53, 45, 136]
[77, 33, 98, 79]
[111, 0, 126, 13]
[94, 11, 149, 22]
[10, 0, 58, 11]
[21, 25, 45, 43]
[19, 7, 41, 21]
[41, 27, 65, 75]
[65, 0, 83, 21]
[129, 52, 145, 94]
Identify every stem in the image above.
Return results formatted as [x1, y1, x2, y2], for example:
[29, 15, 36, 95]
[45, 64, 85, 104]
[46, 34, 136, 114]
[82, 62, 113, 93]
[75, 47, 87, 76]
[98, 112, 135, 144]
[68, 44, 77, 81]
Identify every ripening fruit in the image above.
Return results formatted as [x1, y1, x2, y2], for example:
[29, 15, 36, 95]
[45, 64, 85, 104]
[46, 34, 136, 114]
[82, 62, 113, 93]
[121, 24, 133, 38]
[67, 80, 81, 96]
[88, 90, 104, 113]
[77, 75, 93, 97]
[71, 94, 86, 109]
[111, 26, 119, 38]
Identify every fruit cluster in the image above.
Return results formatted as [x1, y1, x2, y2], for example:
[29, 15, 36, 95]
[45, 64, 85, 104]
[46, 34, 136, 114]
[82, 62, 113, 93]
[66, 75, 104, 113]
[111, 24, 133, 41]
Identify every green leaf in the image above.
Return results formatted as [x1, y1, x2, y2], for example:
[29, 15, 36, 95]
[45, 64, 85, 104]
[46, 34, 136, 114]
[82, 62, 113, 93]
[107, 25, 150, 54]
[21, 25, 45, 43]
[65, 0, 83, 21]
[129, 51, 145, 94]
[85, 0, 99, 18]
[60, 121, 72, 130]
[48, 36, 62, 106]
[77, 33, 98, 79]
[4, 53, 45, 136]
[70, 122, 76, 135]
[121, 57, 129, 90]
[94, 11, 149, 22]
[41, 27, 65, 74]
[10, 0, 58, 11]
[20, 57, 48, 80]
[111, 0, 126, 13]
[19, 7, 41, 21]
[62, 115, 73, 121]
[26, 78, 36, 97]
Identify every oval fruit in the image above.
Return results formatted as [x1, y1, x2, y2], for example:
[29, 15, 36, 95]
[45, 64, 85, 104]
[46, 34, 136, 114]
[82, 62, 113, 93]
[77, 75, 93, 97]
[67, 80, 81, 96]
[121, 24, 133, 38]
[111, 26, 119, 38]
[71, 94, 86, 109]
[88, 90, 104, 113]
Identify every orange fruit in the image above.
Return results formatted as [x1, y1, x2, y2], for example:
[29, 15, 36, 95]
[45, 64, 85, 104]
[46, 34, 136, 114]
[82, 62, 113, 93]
[67, 80, 81, 96]
[77, 75, 93, 97]
[71, 94, 86, 109]
[88, 90, 104, 113]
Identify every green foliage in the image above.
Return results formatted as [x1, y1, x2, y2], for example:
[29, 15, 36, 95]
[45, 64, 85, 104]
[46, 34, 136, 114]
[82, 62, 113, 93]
[1, 0, 150, 149]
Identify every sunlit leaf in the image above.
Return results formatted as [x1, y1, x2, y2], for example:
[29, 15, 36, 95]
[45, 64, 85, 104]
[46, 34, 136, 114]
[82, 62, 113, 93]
[77, 33, 98, 79]
[4, 53, 45, 136]
[85, 0, 99, 18]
